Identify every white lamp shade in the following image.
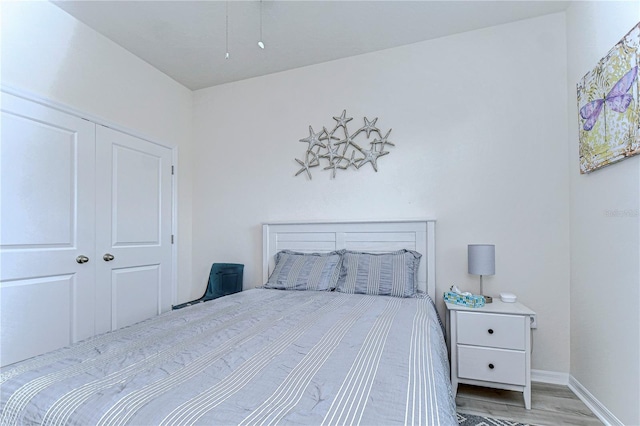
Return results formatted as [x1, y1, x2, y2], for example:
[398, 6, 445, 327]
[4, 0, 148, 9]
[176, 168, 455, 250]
[468, 244, 495, 276]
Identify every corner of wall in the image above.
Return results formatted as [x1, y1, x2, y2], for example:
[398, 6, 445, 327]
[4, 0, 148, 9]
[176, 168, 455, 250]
[568, 376, 624, 426]
[566, 2, 640, 425]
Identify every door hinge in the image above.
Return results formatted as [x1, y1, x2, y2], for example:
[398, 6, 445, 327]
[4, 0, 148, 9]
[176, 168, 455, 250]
[171, 235, 175, 244]
[171, 165, 175, 175]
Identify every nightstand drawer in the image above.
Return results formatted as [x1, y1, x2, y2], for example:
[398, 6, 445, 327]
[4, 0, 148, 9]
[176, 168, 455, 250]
[457, 345, 526, 386]
[457, 312, 526, 350]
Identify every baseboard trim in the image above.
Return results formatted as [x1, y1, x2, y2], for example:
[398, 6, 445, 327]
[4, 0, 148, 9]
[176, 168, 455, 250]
[532, 370, 623, 425]
[568, 375, 623, 426]
[531, 369, 569, 385]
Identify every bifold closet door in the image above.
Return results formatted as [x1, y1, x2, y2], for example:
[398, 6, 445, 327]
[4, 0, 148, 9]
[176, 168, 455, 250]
[94, 126, 173, 334]
[0, 93, 97, 367]
[1, 94, 174, 367]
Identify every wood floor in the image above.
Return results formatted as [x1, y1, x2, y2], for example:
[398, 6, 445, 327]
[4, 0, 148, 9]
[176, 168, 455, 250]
[455, 382, 603, 426]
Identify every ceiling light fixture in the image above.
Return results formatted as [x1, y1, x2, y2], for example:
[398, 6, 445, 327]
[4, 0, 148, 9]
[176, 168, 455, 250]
[257, 0, 265, 49]
[225, 1, 230, 59]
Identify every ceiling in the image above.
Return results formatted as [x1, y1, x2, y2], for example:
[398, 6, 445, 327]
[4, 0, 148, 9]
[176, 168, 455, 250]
[53, 1, 570, 90]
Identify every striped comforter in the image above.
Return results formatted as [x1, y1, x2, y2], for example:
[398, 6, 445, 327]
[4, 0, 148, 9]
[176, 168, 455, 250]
[0, 289, 456, 425]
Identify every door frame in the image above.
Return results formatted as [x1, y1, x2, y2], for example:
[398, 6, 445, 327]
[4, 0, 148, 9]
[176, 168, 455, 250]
[1, 85, 179, 305]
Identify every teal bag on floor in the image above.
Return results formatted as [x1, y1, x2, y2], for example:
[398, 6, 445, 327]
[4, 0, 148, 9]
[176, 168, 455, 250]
[173, 263, 243, 310]
[204, 263, 244, 300]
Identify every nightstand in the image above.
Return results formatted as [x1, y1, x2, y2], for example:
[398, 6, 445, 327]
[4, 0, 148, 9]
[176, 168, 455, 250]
[445, 300, 535, 409]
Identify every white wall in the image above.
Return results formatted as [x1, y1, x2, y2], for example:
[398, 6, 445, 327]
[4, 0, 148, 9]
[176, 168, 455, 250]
[566, 2, 640, 425]
[7, 2, 635, 421]
[1, 1, 194, 303]
[192, 13, 570, 374]
[5, 2, 637, 420]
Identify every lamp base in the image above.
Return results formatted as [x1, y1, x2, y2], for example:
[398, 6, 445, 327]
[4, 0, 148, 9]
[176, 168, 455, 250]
[478, 275, 492, 303]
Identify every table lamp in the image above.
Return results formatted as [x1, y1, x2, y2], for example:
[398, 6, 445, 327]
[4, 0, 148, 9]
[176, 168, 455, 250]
[468, 244, 495, 303]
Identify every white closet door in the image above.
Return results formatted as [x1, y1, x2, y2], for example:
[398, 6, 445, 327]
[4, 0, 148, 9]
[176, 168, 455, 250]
[0, 93, 96, 367]
[94, 125, 173, 334]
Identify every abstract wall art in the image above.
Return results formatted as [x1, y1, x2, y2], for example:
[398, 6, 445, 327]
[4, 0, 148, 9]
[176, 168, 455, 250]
[577, 22, 639, 174]
[295, 111, 395, 180]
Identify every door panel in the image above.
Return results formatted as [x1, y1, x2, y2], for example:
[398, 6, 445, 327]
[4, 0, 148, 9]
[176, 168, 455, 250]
[113, 145, 161, 245]
[1, 114, 75, 247]
[1, 275, 74, 365]
[0, 93, 96, 367]
[112, 265, 160, 329]
[95, 125, 172, 334]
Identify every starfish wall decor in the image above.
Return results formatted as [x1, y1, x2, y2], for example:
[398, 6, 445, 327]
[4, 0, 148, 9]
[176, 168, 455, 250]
[294, 110, 395, 179]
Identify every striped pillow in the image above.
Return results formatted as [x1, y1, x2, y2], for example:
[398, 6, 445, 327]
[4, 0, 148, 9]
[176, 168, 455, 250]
[336, 250, 421, 297]
[265, 250, 342, 291]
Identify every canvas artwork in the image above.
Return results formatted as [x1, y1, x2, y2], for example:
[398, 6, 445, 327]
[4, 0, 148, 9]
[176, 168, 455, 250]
[577, 22, 640, 174]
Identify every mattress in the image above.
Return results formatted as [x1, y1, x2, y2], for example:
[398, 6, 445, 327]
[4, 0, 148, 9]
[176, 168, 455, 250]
[0, 288, 456, 425]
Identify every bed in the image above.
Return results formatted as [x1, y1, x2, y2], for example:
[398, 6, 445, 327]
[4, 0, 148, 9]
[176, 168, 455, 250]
[0, 220, 456, 425]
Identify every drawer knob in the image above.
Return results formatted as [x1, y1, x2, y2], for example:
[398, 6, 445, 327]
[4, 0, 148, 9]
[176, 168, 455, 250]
[489, 363, 495, 370]
[488, 329, 494, 334]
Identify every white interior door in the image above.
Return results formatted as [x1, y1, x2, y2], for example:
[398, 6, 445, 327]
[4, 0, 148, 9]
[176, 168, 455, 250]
[0, 93, 96, 367]
[94, 125, 173, 334]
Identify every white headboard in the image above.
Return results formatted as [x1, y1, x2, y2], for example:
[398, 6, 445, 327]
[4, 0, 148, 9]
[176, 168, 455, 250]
[262, 220, 436, 300]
